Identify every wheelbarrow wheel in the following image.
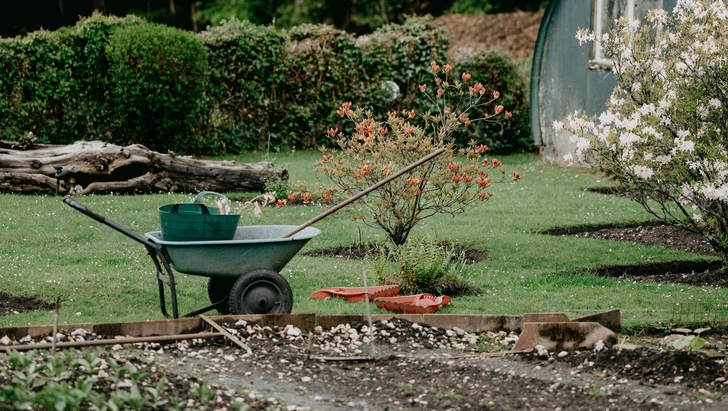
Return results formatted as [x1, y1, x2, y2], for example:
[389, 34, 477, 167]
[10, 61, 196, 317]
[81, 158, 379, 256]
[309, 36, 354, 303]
[207, 277, 239, 315]
[229, 269, 293, 314]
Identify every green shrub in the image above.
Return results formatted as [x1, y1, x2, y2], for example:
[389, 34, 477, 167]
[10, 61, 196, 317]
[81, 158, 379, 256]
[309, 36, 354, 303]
[57, 13, 145, 143]
[278, 24, 364, 149]
[106, 22, 209, 152]
[0, 31, 75, 143]
[0, 37, 27, 141]
[199, 18, 287, 154]
[0, 14, 529, 156]
[359, 16, 450, 116]
[454, 49, 532, 154]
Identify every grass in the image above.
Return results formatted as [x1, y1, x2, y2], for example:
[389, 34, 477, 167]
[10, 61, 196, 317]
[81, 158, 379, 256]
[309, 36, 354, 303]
[0, 152, 725, 328]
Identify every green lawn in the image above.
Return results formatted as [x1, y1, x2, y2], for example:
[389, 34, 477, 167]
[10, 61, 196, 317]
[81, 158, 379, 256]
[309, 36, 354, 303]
[0, 152, 724, 328]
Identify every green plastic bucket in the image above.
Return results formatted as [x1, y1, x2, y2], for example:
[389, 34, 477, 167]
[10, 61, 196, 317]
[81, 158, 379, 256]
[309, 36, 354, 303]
[159, 192, 240, 241]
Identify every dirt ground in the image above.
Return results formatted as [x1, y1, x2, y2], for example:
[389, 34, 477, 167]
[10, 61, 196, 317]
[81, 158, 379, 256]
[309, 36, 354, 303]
[435, 12, 543, 62]
[1, 316, 726, 410]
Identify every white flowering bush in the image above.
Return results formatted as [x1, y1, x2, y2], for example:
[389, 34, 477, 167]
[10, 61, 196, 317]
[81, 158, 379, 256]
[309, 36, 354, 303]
[558, 0, 728, 265]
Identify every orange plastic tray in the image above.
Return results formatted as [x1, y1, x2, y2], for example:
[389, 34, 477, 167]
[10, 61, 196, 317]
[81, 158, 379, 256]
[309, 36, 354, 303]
[373, 293, 451, 314]
[310, 285, 401, 303]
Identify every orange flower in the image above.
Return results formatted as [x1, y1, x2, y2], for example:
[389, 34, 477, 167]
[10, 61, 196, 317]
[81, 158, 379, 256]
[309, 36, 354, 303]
[408, 110, 416, 119]
[448, 162, 460, 172]
[302, 192, 313, 203]
[474, 144, 489, 154]
[492, 159, 502, 168]
[435, 77, 442, 85]
[322, 188, 334, 204]
[407, 178, 420, 186]
[462, 173, 473, 183]
[327, 127, 338, 137]
[452, 174, 462, 183]
[413, 188, 422, 196]
[444, 106, 451, 114]
[443, 64, 452, 73]
[512, 171, 521, 181]
[322, 154, 332, 164]
[493, 90, 500, 99]
[404, 126, 414, 136]
[482, 158, 490, 167]
[287, 193, 298, 203]
[356, 164, 374, 179]
[437, 88, 445, 97]
[458, 113, 471, 126]
[419, 84, 427, 92]
[378, 126, 388, 135]
[505, 111, 513, 119]
[276, 199, 287, 209]
[476, 177, 490, 188]
[469, 82, 485, 96]
[462, 72, 471, 82]
[430, 61, 440, 73]
[336, 101, 352, 117]
[495, 105, 504, 114]
[478, 192, 490, 200]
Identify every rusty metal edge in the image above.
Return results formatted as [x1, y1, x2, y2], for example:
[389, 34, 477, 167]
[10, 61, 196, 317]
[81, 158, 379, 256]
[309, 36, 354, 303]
[0, 314, 524, 340]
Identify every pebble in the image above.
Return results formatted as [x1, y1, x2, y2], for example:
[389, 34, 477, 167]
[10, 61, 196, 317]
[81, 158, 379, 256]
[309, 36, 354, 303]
[557, 351, 568, 358]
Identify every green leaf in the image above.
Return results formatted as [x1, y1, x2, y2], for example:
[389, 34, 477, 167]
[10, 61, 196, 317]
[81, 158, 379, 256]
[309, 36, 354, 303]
[673, 335, 694, 350]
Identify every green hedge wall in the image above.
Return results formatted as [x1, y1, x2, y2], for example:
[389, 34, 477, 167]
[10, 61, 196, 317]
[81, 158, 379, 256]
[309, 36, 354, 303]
[0, 14, 531, 155]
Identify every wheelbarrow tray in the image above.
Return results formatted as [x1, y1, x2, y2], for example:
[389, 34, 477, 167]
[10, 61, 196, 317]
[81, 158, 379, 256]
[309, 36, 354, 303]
[146, 225, 321, 277]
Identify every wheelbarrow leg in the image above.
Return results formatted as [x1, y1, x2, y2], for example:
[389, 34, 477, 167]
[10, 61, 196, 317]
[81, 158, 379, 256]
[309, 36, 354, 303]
[148, 248, 179, 319]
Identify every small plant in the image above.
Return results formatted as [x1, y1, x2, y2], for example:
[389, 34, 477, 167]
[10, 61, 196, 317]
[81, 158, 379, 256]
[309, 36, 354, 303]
[672, 327, 711, 352]
[317, 61, 519, 246]
[373, 236, 479, 296]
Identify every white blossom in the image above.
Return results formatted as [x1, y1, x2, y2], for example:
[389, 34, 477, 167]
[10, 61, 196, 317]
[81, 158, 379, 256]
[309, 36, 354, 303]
[599, 111, 615, 125]
[632, 165, 655, 179]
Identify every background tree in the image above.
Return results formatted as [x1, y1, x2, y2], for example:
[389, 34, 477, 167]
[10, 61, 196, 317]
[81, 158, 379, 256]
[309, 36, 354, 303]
[0, 0, 546, 37]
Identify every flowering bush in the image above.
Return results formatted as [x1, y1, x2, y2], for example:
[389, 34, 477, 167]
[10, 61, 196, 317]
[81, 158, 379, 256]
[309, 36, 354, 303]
[560, 1, 728, 265]
[316, 61, 518, 246]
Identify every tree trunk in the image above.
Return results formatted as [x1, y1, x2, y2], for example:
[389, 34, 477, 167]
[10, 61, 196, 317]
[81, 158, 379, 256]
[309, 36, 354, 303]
[0, 140, 286, 195]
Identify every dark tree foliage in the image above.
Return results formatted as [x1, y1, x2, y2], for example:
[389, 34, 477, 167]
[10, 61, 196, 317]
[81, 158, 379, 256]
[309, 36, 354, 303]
[0, 0, 546, 38]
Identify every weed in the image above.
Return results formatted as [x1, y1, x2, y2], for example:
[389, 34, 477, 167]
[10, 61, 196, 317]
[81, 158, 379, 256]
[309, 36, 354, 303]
[374, 236, 480, 295]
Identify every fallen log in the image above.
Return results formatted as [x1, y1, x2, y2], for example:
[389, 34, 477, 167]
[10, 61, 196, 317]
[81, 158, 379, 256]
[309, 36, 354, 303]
[0, 140, 287, 195]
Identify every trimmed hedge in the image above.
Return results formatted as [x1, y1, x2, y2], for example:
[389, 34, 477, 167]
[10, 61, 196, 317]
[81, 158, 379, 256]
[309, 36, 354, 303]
[106, 23, 208, 152]
[199, 18, 286, 153]
[0, 14, 531, 155]
[454, 49, 532, 154]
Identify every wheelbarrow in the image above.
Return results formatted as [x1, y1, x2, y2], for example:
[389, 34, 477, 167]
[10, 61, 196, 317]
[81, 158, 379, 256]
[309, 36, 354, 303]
[61, 148, 446, 319]
[63, 197, 320, 318]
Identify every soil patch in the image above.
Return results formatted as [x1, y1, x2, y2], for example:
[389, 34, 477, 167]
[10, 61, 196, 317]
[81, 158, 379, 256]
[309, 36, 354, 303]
[544, 222, 727, 287]
[301, 242, 489, 264]
[2, 318, 726, 410]
[0, 292, 53, 316]
[435, 12, 543, 62]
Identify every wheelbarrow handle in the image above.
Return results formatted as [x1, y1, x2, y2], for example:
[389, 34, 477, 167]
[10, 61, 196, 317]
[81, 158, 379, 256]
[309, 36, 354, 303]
[63, 196, 159, 250]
